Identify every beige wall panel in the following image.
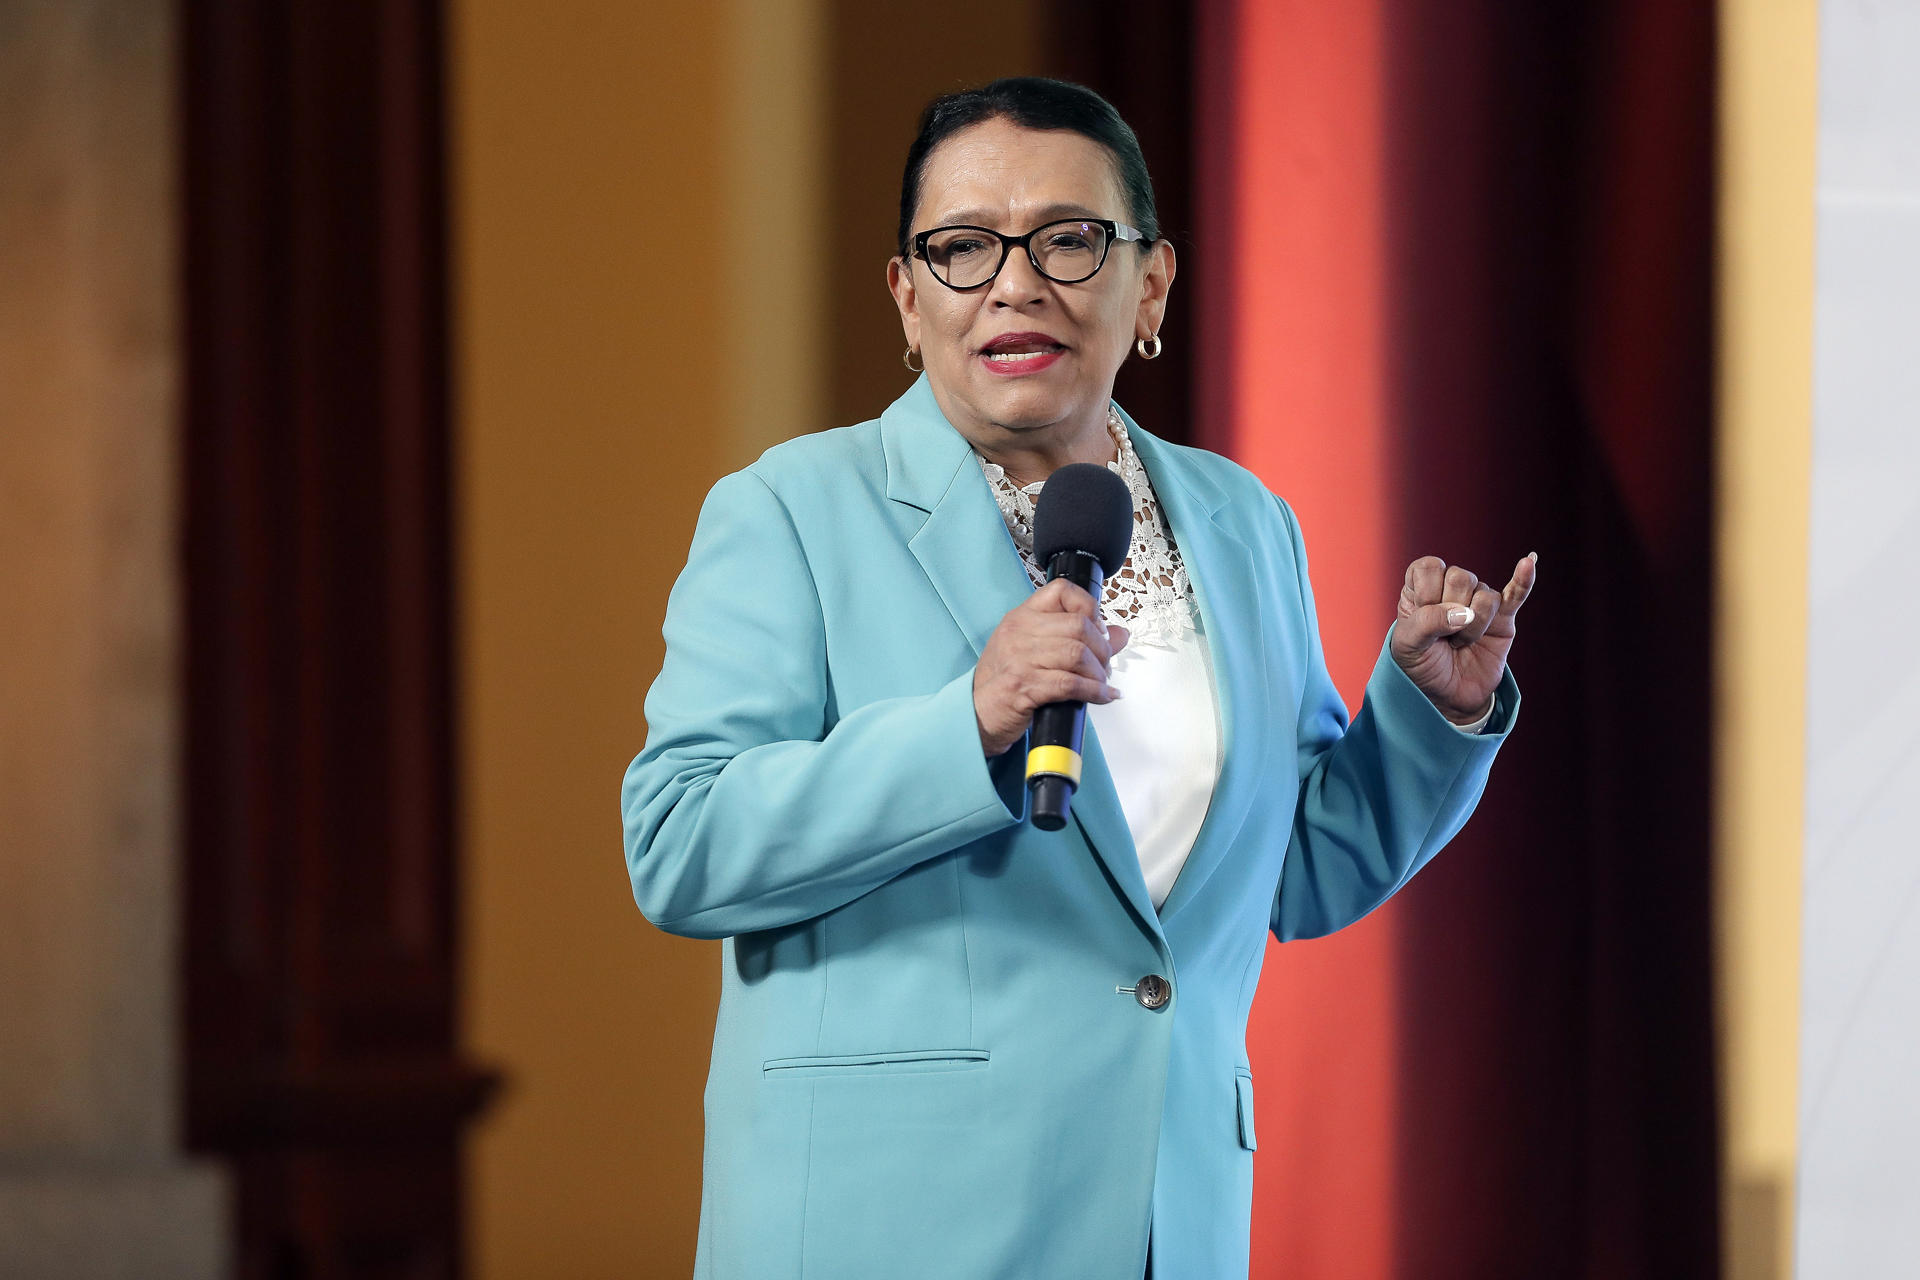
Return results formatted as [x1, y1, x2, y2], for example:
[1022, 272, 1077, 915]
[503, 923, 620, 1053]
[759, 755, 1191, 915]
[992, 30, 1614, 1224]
[0, 1, 226, 1273]
[723, 0, 828, 457]
[1715, 2, 1818, 1279]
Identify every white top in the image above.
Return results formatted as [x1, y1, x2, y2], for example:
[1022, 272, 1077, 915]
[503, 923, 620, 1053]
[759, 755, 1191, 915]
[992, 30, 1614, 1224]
[977, 408, 1222, 911]
[1087, 614, 1221, 909]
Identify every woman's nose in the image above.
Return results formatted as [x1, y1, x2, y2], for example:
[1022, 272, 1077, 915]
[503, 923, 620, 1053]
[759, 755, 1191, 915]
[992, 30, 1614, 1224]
[989, 244, 1049, 304]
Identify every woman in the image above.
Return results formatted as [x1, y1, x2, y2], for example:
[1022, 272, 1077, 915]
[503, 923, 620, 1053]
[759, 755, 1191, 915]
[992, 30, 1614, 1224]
[622, 77, 1532, 1280]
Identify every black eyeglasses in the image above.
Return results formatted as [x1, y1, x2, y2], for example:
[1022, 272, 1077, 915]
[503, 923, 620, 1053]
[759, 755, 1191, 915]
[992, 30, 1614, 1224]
[910, 217, 1149, 291]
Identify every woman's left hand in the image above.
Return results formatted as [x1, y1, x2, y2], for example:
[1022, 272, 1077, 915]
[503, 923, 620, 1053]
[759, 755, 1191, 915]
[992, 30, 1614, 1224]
[1389, 552, 1537, 725]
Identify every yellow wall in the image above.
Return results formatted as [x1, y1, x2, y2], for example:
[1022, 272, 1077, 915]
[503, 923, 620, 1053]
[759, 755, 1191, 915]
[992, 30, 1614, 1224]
[1714, 3, 1819, 1278]
[451, 4, 733, 1274]
[452, 5, 1036, 1273]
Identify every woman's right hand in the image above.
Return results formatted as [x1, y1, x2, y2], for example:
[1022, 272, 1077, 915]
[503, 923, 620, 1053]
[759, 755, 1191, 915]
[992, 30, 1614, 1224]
[972, 578, 1130, 758]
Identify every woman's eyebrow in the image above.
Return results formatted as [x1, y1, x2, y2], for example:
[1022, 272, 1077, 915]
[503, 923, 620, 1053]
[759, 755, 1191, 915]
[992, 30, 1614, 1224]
[929, 203, 1106, 228]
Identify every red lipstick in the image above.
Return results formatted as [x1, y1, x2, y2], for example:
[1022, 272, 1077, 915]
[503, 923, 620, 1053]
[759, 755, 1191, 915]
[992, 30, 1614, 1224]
[979, 331, 1067, 376]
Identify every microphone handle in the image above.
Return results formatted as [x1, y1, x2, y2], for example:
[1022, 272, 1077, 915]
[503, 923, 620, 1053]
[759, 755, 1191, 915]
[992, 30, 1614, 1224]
[1028, 550, 1105, 831]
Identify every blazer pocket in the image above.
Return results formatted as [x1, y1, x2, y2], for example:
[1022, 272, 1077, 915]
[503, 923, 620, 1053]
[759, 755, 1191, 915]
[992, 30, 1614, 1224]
[761, 1048, 990, 1080]
[1234, 1069, 1258, 1151]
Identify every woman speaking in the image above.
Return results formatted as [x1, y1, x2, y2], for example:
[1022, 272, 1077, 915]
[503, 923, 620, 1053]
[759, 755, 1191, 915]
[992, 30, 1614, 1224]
[621, 77, 1533, 1280]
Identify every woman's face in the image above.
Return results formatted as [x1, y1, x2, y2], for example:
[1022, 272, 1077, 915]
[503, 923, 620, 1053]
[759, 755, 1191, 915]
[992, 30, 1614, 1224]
[888, 118, 1175, 452]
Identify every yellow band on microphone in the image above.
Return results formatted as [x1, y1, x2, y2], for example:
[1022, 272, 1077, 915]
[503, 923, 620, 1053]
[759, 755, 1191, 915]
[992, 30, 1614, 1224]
[1025, 744, 1083, 786]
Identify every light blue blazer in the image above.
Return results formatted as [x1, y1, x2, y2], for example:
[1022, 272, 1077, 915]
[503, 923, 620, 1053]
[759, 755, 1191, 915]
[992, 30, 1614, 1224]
[622, 376, 1519, 1279]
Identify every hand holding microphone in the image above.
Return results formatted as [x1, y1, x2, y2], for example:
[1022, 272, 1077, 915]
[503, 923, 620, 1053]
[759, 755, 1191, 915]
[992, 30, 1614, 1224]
[973, 577, 1127, 755]
[970, 462, 1135, 830]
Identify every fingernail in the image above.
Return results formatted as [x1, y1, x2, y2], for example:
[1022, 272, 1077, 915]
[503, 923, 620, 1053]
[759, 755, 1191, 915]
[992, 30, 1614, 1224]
[1106, 684, 1124, 700]
[1447, 607, 1473, 626]
[1528, 551, 1538, 563]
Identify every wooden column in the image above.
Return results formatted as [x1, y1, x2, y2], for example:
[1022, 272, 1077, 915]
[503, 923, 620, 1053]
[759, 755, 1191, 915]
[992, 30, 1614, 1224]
[179, 3, 497, 1275]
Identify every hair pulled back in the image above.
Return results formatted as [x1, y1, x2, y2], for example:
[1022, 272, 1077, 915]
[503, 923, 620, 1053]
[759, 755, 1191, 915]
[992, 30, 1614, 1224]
[896, 77, 1160, 260]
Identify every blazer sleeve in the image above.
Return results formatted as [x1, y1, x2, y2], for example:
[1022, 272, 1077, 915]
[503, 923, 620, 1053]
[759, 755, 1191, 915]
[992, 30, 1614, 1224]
[621, 468, 1024, 940]
[1267, 493, 1520, 943]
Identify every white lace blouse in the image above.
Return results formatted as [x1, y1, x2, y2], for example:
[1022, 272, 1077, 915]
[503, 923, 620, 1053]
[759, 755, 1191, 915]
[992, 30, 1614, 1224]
[976, 407, 1221, 911]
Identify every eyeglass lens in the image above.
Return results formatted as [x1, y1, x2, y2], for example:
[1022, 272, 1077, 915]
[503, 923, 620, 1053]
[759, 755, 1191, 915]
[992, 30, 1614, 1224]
[923, 220, 1113, 288]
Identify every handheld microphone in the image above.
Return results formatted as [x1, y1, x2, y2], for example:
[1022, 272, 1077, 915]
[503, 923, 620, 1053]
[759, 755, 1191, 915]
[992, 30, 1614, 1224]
[1025, 461, 1134, 831]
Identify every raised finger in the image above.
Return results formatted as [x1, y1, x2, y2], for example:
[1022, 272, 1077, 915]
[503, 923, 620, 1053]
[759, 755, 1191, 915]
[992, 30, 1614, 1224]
[1405, 556, 1446, 607]
[1496, 552, 1538, 617]
[1442, 564, 1479, 608]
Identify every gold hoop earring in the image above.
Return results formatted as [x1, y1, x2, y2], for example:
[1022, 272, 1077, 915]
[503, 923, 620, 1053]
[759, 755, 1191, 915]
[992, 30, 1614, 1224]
[903, 345, 924, 373]
[1136, 334, 1163, 360]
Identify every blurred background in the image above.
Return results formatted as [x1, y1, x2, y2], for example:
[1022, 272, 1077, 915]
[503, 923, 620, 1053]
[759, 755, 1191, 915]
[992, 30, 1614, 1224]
[3, 0, 1912, 1277]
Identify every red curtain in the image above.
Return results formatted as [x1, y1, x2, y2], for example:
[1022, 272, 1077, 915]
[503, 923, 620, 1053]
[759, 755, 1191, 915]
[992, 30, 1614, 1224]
[1197, 2, 1720, 1275]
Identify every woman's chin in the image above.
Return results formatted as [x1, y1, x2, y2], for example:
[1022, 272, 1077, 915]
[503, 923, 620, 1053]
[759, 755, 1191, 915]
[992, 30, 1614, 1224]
[969, 380, 1086, 433]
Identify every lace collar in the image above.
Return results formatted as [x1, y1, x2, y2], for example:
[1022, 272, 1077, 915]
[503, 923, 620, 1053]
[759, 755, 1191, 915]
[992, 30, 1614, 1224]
[974, 406, 1198, 648]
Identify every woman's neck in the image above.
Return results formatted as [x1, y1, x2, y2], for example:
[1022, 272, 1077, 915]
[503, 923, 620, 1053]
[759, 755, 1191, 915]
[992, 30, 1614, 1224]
[966, 408, 1117, 490]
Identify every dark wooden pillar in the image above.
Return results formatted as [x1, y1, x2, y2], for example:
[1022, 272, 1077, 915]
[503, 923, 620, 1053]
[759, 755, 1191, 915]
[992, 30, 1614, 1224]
[1045, 1, 1197, 446]
[178, 3, 497, 1276]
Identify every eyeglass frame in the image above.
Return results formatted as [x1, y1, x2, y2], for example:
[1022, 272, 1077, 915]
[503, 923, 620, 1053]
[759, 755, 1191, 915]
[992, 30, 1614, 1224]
[908, 217, 1151, 291]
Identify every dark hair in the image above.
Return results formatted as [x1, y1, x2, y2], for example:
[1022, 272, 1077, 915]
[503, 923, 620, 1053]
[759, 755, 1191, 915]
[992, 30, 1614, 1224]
[896, 77, 1160, 260]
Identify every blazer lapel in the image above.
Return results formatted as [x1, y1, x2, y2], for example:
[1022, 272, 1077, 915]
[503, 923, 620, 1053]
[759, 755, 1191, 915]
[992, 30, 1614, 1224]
[881, 378, 1162, 934]
[1069, 719, 1160, 932]
[1122, 414, 1270, 923]
[882, 377, 1032, 654]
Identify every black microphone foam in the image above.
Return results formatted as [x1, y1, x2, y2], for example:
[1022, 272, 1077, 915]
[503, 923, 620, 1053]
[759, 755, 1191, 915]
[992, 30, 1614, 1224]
[1032, 462, 1133, 576]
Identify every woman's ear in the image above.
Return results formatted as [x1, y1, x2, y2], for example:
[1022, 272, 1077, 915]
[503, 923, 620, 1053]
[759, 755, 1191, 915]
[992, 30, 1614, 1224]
[1135, 239, 1177, 340]
[887, 256, 921, 351]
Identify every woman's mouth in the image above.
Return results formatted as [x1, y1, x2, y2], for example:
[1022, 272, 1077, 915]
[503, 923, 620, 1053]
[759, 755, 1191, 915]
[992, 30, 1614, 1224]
[979, 334, 1067, 376]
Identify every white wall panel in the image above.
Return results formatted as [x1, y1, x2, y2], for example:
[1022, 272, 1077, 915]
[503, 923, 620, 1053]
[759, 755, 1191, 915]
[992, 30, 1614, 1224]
[1798, 4, 1920, 1276]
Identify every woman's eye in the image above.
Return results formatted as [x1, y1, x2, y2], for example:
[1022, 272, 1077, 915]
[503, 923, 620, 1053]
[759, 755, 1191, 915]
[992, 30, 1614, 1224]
[946, 239, 988, 257]
[1046, 234, 1093, 252]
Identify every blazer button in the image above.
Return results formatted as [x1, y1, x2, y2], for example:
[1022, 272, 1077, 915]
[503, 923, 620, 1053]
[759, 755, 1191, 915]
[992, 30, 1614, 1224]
[1134, 974, 1171, 1010]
